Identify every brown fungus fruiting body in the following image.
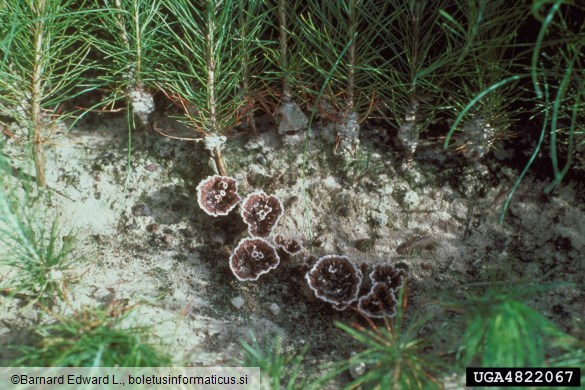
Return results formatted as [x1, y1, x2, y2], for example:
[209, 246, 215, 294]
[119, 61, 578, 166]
[305, 255, 363, 311]
[241, 191, 284, 237]
[274, 234, 303, 255]
[356, 262, 407, 318]
[370, 263, 407, 290]
[357, 282, 398, 319]
[229, 238, 280, 281]
[196, 175, 240, 217]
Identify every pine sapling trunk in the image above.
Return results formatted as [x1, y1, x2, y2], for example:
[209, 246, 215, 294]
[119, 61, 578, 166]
[114, 0, 131, 52]
[113, 0, 155, 129]
[398, 1, 423, 163]
[239, 4, 257, 136]
[242, 71, 258, 136]
[211, 146, 227, 176]
[279, 0, 290, 101]
[346, 0, 356, 117]
[206, 4, 227, 176]
[398, 99, 420, 164]
[274, 0, 308, 141]
[31, 0, 47, 188]
[336, 0, 359, 156]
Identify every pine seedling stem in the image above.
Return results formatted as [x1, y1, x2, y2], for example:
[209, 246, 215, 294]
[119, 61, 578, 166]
[114, 0, 130, 53]
[237, 1, 266, 136]
[296, 0, 388, 155]
[279, 0, 290, 100]
[239, 6, 256, 135]
[206, 10, 218, 135]
[377, 0, 454, 161]
[31, 0, 47, 187]
[133, 2, 142, 78]
[212, 146, 227, 177]
[1, 0, 95, 188]
[204, 5, 226, 175]
[345, 0, 356, 115]
[162, 0, 250, 176]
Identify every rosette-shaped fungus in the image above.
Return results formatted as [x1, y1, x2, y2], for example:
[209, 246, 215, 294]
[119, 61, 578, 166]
[196, 175, 240, 217]
[357, 282, 398, 318]
[229, 238, 280, 281]
[274, 234, 302, 255]
[357, 263, 406, 318]
[241, 191, 284, 237]
[305, 255, 363, 310]
[370, 263, 407, 290]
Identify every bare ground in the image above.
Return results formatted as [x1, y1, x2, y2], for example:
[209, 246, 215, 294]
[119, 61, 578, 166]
[1, 112, 583, 386]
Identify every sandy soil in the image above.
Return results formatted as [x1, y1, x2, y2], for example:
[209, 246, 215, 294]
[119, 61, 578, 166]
[1, 111, 583, 385]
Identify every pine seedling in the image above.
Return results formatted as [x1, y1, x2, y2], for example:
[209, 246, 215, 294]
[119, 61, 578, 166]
[296, 0, 389, 156]
[0, 0, 94, 187]
[444, 282, 564, 368]
[235, 0, 271, 137]
[440, 0, 529, 160]
[11, 303, 172, 367]
[272, 0, 306, 104]
[528, 0, 585, 192]
[89, 0, 172, 185]
[377, 0, 455, 163]
[161, 0, 251, 176]
[322, 287, 444, 389]
[91, 0, 171, 130]
[264, 0, 310, 141]
[439, 1, 584, 221]
[548, 332, 585, 385]
[237, 335, 308, 390]
[0, 152, 79, 306]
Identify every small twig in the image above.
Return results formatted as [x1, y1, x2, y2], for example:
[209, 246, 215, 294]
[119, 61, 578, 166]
[151, 122, 203, 142]
[1, 288, 38, 301]
[74, 106, 126, 113]
[463, 199, 477, 239]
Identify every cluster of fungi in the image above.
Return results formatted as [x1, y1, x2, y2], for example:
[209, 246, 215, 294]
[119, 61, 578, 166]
[196, 175, 405, 318]
[306, 256, 406, 318]
[197, 176, 301, 281]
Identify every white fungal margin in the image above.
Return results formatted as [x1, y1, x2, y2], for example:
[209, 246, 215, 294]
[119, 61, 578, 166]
[196, 175, 240, 217]
[305, 255, 363, 308]
[229, 237, 280, 281]
[357, 282, 398, 319]
[240, 191, 284, 237]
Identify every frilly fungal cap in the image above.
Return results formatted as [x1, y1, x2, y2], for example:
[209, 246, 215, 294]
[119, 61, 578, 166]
[241, 191, 284, 237]
[196, 175, 240, 217]
[305, 255, 363, 311]
[229, 238, 280, 281]
[370, 263, 407, 290]
[357, 283, 397, 319]
[274, 234, 303, 255]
